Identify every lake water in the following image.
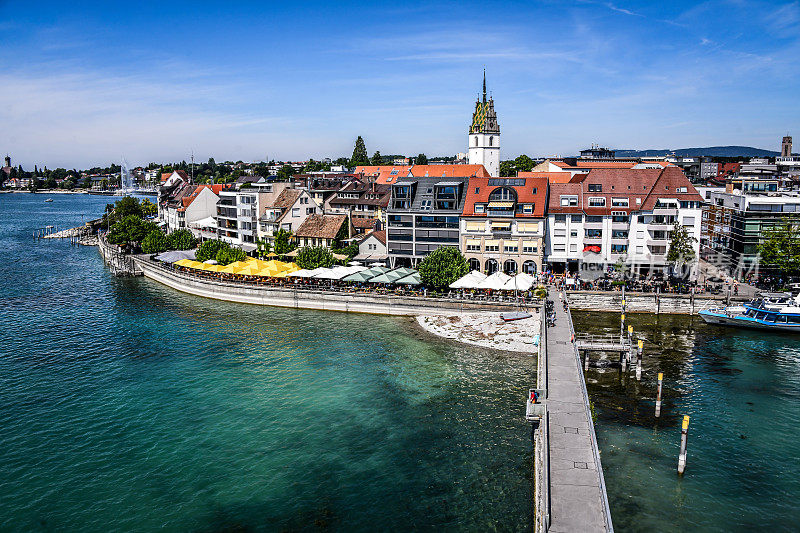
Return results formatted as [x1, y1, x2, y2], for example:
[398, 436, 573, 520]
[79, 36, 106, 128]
[2, 193, 799, 532]
[0, 193, 534, 531]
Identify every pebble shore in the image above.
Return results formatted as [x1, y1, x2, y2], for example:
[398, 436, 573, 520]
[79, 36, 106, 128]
[416, 313, 541, 354]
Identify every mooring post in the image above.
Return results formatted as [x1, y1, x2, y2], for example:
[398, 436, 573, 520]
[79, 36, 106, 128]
[656, 372, 663, 417]
[636, 340, 643, 380]
[620, 312, 625, 345]
[656, 286, 661, 315]
[678, 415, 690, 475]
[627, 325, 633, 365]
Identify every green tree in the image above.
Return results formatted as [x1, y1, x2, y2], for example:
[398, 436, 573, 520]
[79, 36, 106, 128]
[296, 247, 335, 269]
[350, 136, 369, 167]
[107, 215, 159, 247]
[166, 229, 197, 251]
[277, 165, 295, 181]
[370, 151, 382, 165]
[415, 153, 428, 165]
[141, 230, 168, 254]
[114, 196, 144, 219]
[418, 246, 469, 289]
[758, 219, 800, 279]
[196, 239, 228, 262]
[514, 154, 535, 172]
[256, 238, 272, 259]
[215, 246, 247, 265]
[333, 242, 360, 262]
[499, 160, 516, 176]
[140, 198, 158, 217]
[274, 229, 295, 255]
[667, 223, 697, 268]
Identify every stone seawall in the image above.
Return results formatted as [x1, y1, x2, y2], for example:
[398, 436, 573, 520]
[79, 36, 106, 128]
[566, 290, 746, 315]
[134, 257, 530, 316]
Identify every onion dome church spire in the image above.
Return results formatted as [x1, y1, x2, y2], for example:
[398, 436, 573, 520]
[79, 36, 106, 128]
[468, 70, 500, 176]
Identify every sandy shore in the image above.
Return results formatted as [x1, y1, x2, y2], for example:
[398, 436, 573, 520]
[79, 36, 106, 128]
[416, 312, 541, 354]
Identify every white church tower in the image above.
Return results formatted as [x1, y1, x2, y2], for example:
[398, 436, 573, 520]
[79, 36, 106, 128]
[468, 70, 500, 177]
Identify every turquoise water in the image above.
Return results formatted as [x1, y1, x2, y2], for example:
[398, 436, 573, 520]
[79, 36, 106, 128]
[573, 313, 800, 532]
[0, 194, 535, 531]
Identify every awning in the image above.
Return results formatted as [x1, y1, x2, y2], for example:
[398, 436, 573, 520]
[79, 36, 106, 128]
[477, 272, 512, 290]
[491, 221, 512, 229]
[189, 216, 217, 229]
[501, 273, 536, 291]
[449, 270, 488, 289]
[155, 250, 196, 263]
[395, 272, 421, 285]
[517, 222, 539, 233]
[488, 202, 514, 208]
[465, 221, 485, 231]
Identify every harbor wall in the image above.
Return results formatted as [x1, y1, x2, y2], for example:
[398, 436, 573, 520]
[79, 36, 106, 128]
[133, 257, 530, 316]
[566, 290, 746, 315]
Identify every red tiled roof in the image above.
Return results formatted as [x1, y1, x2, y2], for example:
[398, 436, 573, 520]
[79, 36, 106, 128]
[273, 189, 301, 209]
[518, 171, 574, 184]
[546, 167, 701, 214]
[462, 177, 548, 217]
[160, 169, 189, 183]
[353, 164, 490, 184]
[364, 229, 386, 245]
[352, 217, 379, 229]
[177, 184, 226, 211]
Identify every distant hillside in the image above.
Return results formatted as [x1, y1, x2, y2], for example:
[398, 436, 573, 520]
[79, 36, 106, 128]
[615, 146, 779, 158]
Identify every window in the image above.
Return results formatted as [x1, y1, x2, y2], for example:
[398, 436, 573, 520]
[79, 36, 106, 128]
[292, 208, 299, 217]
[488, 178, 525, 186]
[636, 246, 644, 254]
[570, 230, 578, 237]
[612, 230, 629, 239]
[489, 187, 516, 202]
[683, 217, 695, 225]
[611, 244, 628, 254]
[553, 244, 566, 252]
[588, 197, 606, 207]
[489, 136, 493, 146]
[475, 187, 480, 194]
[561, 195, 578, 206]
[523, 204, 533, 214]
[504, 244, 518, 253]
[532, 187, 537, 195]
[523, 243, 538, 253]
[306, 207, 315, 215]
[474, 136, 478, 147]
[585, 228, 602, 238]
[588, 184, 602, 192]
[586, 215, 603, 223]
[677, 186, 688, 193]
[554, 214, 567, 223]
[421, 200, 432, 210]
[571, 214, 583, 222]
[570, 244, 578, 253]
[474, 204, 485, 213]
[611, 198, 629, 207]
[554, 228, 566, 237]
[485, 242, 499, 252]
[466, 241, 481, 252]
[611, 213, 628, 223]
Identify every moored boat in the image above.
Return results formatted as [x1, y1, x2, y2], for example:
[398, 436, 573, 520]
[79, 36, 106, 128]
[699, 292, 800, 333]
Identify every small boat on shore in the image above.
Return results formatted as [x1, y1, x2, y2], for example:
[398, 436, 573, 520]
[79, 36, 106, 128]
[501, 311, 532, 322]
[699, 292, 800, 333]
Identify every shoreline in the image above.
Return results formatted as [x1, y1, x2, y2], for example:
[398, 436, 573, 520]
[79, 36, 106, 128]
[415, 313, 541, 354]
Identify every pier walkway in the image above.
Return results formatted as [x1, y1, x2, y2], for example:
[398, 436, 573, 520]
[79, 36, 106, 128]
[541, 287, 613, 532]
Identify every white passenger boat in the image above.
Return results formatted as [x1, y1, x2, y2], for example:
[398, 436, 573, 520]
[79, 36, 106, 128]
[699, 292, 800, 333]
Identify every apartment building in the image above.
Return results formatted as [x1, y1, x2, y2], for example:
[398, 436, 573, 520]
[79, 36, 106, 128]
[168, 184, 225, 233]
[460, 177, 548, 275]
[258, 188, 320, 242]
[545, 167, 703, 277]
[325, 179, 391, 225]
[702, 190, 800, 276]
[386, 176, 470, 267]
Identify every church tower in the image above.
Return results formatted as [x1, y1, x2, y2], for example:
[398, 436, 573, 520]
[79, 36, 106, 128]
[781, 135, 792, 157]
[468, 70, 500, 177]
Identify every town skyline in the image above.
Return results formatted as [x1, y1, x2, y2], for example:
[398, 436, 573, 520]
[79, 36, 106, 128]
[2, 0, 799, 168]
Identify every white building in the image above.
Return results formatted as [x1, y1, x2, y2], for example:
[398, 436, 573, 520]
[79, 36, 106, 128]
[467, 72, 500, 177]
[544, 167, 703, 278]
[258, 187, 320, 243]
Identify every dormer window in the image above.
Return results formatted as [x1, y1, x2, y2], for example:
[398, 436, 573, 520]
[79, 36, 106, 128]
[588, 184, 602, 192]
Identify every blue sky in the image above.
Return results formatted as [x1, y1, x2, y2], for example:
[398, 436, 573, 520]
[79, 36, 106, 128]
[1, 0, 799, 168]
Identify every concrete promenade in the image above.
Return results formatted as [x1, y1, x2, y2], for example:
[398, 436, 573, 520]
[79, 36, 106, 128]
[545, 287, 612, 532]
[132, 256, 530, 317]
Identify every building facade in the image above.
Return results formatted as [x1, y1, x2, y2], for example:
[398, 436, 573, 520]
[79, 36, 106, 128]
[386, 176, 470, 267]
[545, 167, 703, 277]
[460, 177, 548, 275]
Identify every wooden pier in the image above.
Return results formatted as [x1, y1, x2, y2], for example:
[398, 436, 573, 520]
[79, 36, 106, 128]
[529, 288, 613, 532]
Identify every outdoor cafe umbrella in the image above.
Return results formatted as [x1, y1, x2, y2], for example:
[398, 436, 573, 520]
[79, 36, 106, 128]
[367, 269, 407, 284]
[449, 270, 487, 289]
[477, 272, 512, 290]
[395, 272, 421, 285]
[501, 272, 536, 292]
[341, 266, 389, 283]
